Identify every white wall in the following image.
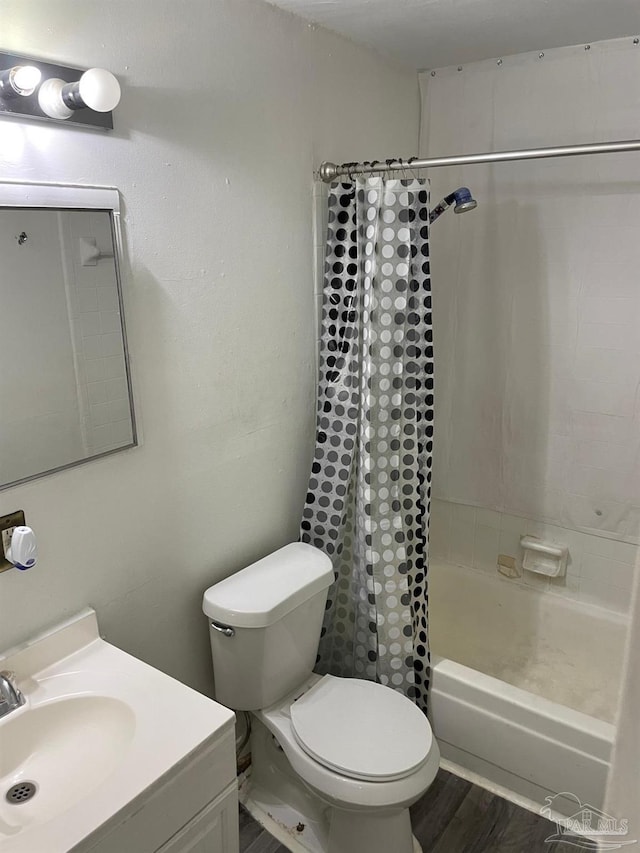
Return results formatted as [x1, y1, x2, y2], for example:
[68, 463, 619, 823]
[419, 36, 640, 612]
[0, 0, 419, 694]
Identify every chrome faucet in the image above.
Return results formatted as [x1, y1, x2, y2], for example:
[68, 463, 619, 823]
[0, 671, 25, 718]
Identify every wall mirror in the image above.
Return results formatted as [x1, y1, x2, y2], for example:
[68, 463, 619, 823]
[0, 182, 137, 490]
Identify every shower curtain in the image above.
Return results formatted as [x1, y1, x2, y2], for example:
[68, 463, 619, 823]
[301, 177, 433, 715]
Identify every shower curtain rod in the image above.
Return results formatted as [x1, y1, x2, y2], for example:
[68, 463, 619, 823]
[318, 138, 640, 182]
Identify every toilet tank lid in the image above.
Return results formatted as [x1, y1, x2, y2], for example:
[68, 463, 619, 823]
[202, 543, 334, 628]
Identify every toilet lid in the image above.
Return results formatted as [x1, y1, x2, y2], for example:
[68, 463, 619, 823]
[290, 675, 433, 782]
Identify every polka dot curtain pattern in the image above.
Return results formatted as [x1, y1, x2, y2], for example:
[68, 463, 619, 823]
[301, 177, 434, 714]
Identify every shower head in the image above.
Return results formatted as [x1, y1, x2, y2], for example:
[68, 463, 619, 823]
[429, 187, 478, 223]
[452, 187, 478, 213]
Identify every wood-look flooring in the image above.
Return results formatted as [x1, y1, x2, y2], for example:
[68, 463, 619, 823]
[239, 768, 576, 852]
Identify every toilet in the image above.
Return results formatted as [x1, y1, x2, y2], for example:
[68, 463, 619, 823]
[202, 542, 440, 853]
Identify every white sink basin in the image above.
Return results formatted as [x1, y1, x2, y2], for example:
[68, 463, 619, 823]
[0, 609, 235, 852]
[0, 695, 135, 833]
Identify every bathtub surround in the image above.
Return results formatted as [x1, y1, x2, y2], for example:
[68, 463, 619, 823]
[420, 36, 640, 556]
[0, 0, 419, 693]
[429, 559, 626, 722]
[428, 559, 619, 814]
[301, 177, 433, 713]
[431, 497, 638, 614]
[426, 497, 626, 812]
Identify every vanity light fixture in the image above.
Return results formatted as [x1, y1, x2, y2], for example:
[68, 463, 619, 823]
[0, 50, 120, 130]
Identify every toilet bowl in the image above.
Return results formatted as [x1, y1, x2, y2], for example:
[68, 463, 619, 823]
[261, 673, 439, 808]
[250, 673, 439, 853]
[203, 543, 440, 853]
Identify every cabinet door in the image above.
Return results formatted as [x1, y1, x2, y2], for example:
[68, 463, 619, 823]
[157, 788, 239, 853]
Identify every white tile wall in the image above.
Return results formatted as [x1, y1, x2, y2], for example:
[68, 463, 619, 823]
[430, 497, 638, 614]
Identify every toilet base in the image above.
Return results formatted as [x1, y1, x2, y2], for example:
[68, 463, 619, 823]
[240, 775, 329, 853]
[244, 717, 424, 853]
[328, 807, 419, 853]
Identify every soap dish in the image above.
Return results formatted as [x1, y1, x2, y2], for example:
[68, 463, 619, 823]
[520, 535, 568, 578]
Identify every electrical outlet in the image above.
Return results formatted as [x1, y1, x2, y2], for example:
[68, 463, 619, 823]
[0, 510, 25, 572]
[1, 527, 14, 554]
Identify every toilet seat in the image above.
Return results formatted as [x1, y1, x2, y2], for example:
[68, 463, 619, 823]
[290, 674, 432, 782]
[257, 673, 440, 810]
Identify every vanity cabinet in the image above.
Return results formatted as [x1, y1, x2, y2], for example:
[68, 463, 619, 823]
[79, 724, 239, 853]
[157, 787, 238, 852]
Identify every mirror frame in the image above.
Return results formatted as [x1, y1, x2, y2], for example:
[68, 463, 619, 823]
[0, 180, 138, 490]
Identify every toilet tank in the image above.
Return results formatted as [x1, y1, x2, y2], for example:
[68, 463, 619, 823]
[202, 543, 333, 711]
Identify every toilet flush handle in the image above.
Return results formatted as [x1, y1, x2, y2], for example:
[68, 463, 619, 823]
[210, 620, 235, 638]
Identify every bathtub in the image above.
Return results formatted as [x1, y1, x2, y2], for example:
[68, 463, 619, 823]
[428, 560, 628, 815]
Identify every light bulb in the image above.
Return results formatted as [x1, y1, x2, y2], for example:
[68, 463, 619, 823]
[0, 64, 42, 98]
[37, 78, 73, 119]
[38, 67, 121, 120]
[11, 65, 41, 95]
[77, 68, 120, 112]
